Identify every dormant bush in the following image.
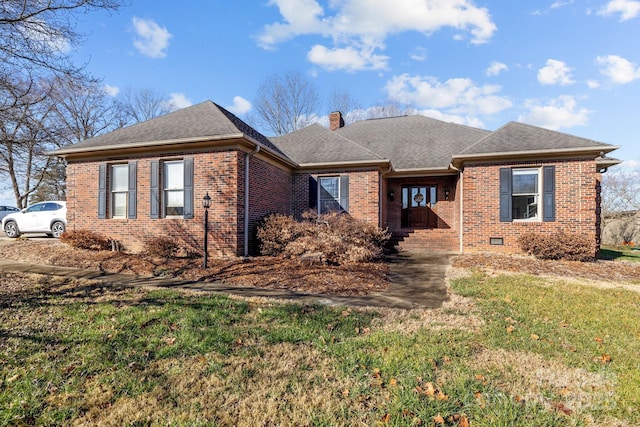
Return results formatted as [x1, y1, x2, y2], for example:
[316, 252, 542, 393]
[518, 231, 595, 262]
[144, 236, 180, 259]
[60, 230, 112, 251]
[257, 211, 390, 265]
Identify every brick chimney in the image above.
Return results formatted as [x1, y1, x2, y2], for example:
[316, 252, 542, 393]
[329, 111, 344, 131]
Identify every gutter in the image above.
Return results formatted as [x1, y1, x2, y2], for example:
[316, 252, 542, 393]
[451, 145, 621, 168]
[244, 144, 260, 257]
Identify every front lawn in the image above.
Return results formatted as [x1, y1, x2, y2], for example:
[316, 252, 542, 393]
[600, 245, 640, 262]
[1, 267, 639, 426]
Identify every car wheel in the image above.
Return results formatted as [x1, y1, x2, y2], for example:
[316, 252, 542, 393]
[51, 221, 65, 238]
[4, 221, 20, 238]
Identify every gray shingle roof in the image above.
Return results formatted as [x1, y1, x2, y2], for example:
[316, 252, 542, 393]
[458, 121, 614, 156]
[334, 115, 491, 170]
[270, 123, 384, 164]
[53, 100, 287, 158]
[54, 100, 617, 170]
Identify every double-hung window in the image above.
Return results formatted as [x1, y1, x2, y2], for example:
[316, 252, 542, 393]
[150, 157, 194, 219]
[111, 164, 129, 218]
[317, 176, 349, 214]
[98, 162, 136, 219]
[511, 168, 539, 220]
[164, 160, 184, 216]
[500, 166, 555, 222]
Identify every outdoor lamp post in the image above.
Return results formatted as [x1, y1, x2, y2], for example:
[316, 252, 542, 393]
[202, 193, 211, 268]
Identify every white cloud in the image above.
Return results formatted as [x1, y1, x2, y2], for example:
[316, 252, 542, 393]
[258, 0, 496, 71]
[410, 47, 427, 62]
[596, 55, 640, 84]
[226, 96, 252, 115]
[103, 84, 120, 97]
[518, 95, 591, 130]
[598, 0, 640, 21]
[307, 44, 389, 71]
[132, 17, 172, 58]
[551, 0, 575, 9]
[537, 59, 575, 85]
[164, 93, 192, 110]
[587, 80, 600, 89]
[385, 74, 512, 121]
[486, 61, 508, 76]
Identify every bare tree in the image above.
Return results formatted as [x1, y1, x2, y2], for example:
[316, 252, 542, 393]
[115, 87, 176, 125]
[601, 166, 640, 215]
[0, 0, 122, 82]
[0, 76, 125, 206]
[0, 79, 57, 207]
[327, 89, 360, 125]
[251, 72, 320, 136]
[600, 165, 640, 245]
[47, 76, 124, 145]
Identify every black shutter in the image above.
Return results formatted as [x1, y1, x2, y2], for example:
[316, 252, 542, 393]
[499, 168, 512, 222]
[340, 175, 349, 212]
[128, 161, 137, 219]
[98, 163, 107, 219]
[183, 157, 194, 219]
[308, 176, 317, 209]
[150, 160, 159, 219]
[543, 165, 555, 222]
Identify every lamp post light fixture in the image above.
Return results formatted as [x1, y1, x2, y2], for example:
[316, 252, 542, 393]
[202, 193, 211, 269]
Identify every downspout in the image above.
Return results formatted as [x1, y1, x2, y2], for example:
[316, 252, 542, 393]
[449, 162, 463, 253]
[244, 145, 261, 257]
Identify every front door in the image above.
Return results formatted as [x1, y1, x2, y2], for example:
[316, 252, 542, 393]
[402, 186, 437, 228]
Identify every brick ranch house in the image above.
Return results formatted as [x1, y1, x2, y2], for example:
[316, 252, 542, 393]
[51, 100, 620, 257]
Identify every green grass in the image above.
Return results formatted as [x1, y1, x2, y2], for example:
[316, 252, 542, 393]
[1, 271, 639, 426]
[600, 245, 640, 262]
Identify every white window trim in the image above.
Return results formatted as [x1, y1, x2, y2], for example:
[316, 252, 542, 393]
[163, 160, 185, 218]
[111, 164, 128, 218]
[512, 167, 541, 221]
[318, 176, 341, 215]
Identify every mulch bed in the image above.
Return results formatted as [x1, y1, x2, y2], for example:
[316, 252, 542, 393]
[1, 240, 389, 296]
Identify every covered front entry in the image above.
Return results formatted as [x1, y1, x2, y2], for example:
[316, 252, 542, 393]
[401, 185, 438, 228]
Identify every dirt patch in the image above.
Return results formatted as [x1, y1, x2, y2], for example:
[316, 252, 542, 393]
[452, 252, 640, 284]
[1, 240, 389, 297]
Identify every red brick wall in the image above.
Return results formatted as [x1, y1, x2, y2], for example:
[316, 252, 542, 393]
[462, 158, 600, 254]
[291, 169, 380, 225]
[245, 155, 291, 255]
[67, 150, 245, 256]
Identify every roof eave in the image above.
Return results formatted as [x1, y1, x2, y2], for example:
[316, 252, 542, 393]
[296, 159, 390, 171]
[48, 133, 246, 156]
[388, 167, 458, 178]
[49, 133, 299, 169]
[451, 145, 620, 167]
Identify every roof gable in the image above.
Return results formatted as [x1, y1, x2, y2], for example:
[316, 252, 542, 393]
[54, 100, 287, 158]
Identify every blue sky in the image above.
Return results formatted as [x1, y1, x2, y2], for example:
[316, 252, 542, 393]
[3, 0, 640, 205]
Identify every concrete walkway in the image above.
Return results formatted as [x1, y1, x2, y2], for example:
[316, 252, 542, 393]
[0, 238, 453, 309]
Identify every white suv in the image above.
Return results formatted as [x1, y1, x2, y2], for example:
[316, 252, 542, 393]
[2, 201, 67, 238]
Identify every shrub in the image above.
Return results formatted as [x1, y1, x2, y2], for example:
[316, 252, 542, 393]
[257, 211, 390, 265]
[60, 230, 112, 251]
[256, 213, 302, 256]
[144, 236, 180, 259]
[518, 231, 595, 262]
